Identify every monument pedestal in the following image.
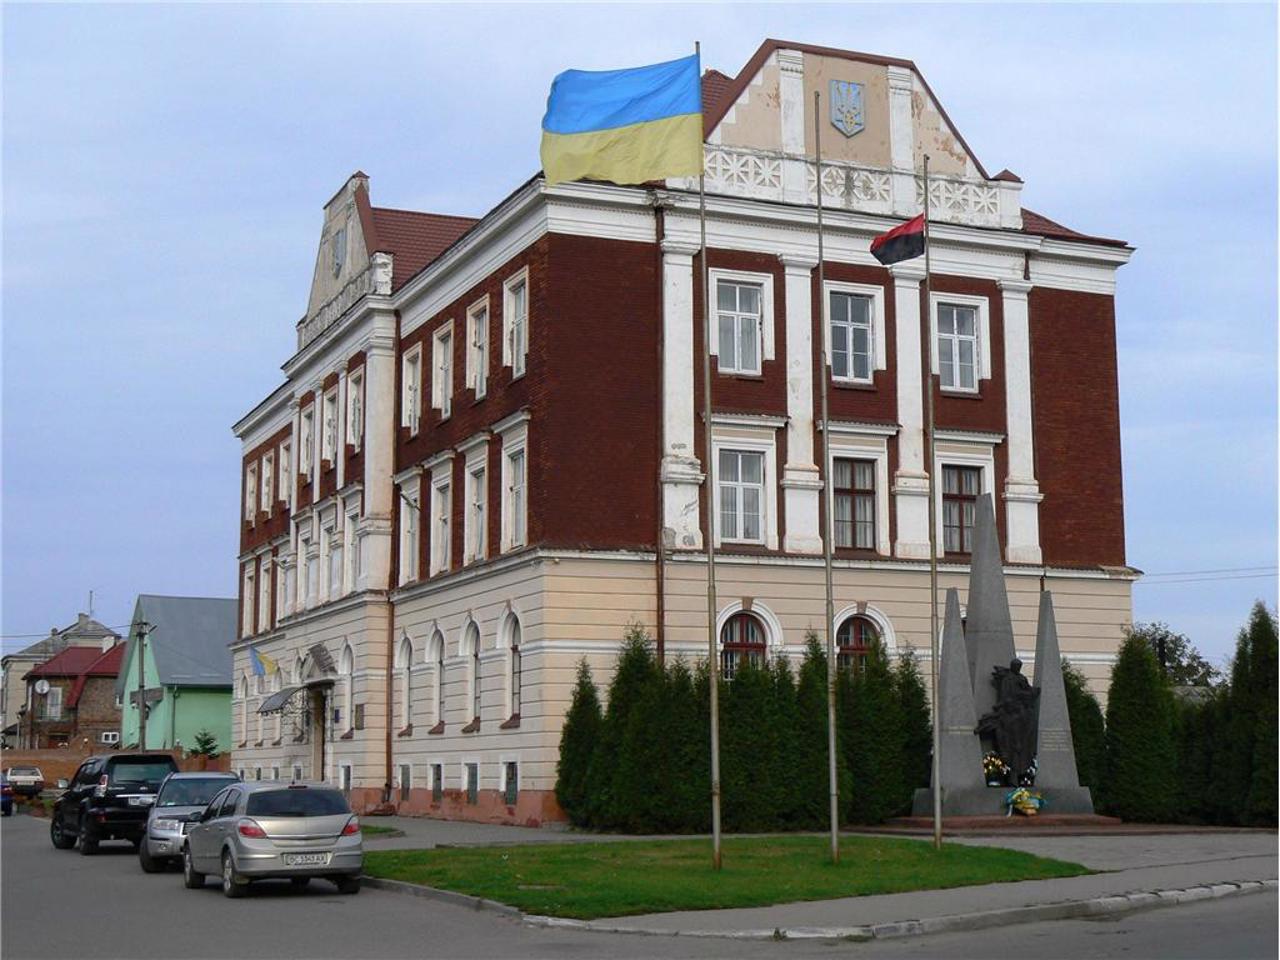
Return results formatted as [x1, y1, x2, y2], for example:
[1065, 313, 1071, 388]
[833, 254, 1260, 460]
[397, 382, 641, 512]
[911, 784, 1096, 817]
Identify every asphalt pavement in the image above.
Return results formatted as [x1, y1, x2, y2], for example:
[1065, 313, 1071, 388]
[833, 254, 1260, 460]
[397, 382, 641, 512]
[3, 812, 1276, 959]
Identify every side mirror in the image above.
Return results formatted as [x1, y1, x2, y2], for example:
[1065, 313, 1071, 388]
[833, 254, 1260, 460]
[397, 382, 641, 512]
[56, 779, 69, 790]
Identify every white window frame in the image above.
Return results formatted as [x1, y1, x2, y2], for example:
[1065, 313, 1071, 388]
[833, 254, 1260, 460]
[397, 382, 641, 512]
[432, 320, 454, 419]
[500, 425, 528, 553]
[710, 420, 780, 550]
[460, 437, 489, 566]
[503, 613, 522, 717]
[260, 452, 274, 515]
[279, 440, 292, 510]
[241, 564, 255, 637]
[321, 388, 339, 464]
[929, 292, 991, 394]
[43, 685, 63, 720]
[466, 297, 489, 399]
[402, 344, 423, 434]
[716, 449, 767, 545]
[346, 368, 364, 453]
[340, 644, 355, 732]
[325, 516, 342, 603]
[244, 463, 258, 523]
[300, 407, 315, 479]
[502, 269, 529, 378]
[463, 620, 481, 721]
[709, 268, 775, 373]
[343, 498, 360, 595]
[257, 554, 272, 633]
[825, 425, 893, 557]
[824, 280, 886, 383]
[430, 630, 445, 726]
[398, 484, 420, 586]
[932, 433, 999, 551]
[397, 634, 413, 730]
[430, 477, 452, 575]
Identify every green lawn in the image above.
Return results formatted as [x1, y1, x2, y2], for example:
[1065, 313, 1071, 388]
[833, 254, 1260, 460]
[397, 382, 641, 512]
[359, 824, 400, 837]
[363, 835, 1089, 919]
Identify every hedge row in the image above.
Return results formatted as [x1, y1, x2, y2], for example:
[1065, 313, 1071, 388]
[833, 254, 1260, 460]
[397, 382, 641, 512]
[556, 626, 931, 832]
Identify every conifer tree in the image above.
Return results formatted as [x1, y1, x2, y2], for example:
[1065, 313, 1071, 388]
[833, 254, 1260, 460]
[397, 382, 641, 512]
[1216, 619, 1256, 825]
[770, 654, 804, 826]
[555, 659, 602, 825]
[893, 648, 932, 794]
[1061, 658, 1106, 791]
[792, 634, 849, 828]
[1102, 632, 1178, 821]
[720, 657, 781, 831]
[584, 624, 658, 828]
[1245, 602, 1277, 825]
[842, 642, 907, 824]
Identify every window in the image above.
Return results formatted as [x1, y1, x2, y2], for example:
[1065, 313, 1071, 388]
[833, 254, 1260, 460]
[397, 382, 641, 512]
[465, 763, 479, 804]
[399, 764, 411, 801]
[465, 622, 481, 722]
[340, 645, 354, 732]
[300, 407, 314, 478]
[397, 635, 413, 729]
[238, 675, 248, 743]
[261, 453, 274, 514]
[937, 303, 979, 392]
[720, 612, 766, 681]
[432, 324, 453, 418]
[292, 764, 303, 782]
[833, 458, 876, 549]
[244, 463, 258, 523]
[504, 449, 526, 551]
[321, 389, 338, 464]
[326, 522, 341, 601]
[398, 489, 419, 585]
[242, 565, 255, 637]
[716, 280, 763, 375]
[508, 617, 522, 717]
[503, 762, 518, 805]
[402, 346, 422, 433]
[942, 465, 982, 553]
[254, 767, 262, 781]
[431, 480, 452, 575]
[41, 685, 63, 720]
[271, 766, 280, 781]
[504, 273, 528, 377]
[340, 764, 352, 794]
[467, 300, 488, 398]
[718, 449, 765, 543]
[347, 371, 364, 452]
[343, 503, 359, 594]
[837, 615, 880, 674]
[431, 763, 443, 803]
[257, 557, 271, 633]
[279, 441, 292, 507]
[465, 463, 486, 564]
[431, 630, 445, 726]
[830, 291, 874, 382]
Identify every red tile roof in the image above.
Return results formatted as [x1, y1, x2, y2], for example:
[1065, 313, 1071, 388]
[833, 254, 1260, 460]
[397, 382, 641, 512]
[1021, 208, 1128, 248]
[369, 207, 479, 291]
[701, 69, 733, 115]
[27, 647, 103, 679]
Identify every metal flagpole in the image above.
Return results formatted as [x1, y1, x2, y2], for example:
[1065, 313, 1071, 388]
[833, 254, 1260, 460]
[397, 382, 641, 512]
[696, 40, 723, 872]
[923, 154, 943, 850]
[814, 91, 840, 865]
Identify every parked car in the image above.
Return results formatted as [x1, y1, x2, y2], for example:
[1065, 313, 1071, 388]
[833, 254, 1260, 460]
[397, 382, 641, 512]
[5, 766, 44, 797]
[50, 753, 180, 854]
[138, 771, 238, 872]
[1, 775, 13, 816]
[182, 782, 363, 898]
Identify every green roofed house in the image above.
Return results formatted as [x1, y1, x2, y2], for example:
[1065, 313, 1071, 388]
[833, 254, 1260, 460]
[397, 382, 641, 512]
[117, 595, 235, 755]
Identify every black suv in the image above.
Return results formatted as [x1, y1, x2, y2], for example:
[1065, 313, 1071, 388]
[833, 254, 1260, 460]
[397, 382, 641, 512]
[51, 753, 180, 855]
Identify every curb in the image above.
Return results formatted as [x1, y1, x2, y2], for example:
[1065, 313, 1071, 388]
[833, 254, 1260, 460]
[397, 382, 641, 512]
[360, 876, 523, 919]
[521, 878, 1278, 941]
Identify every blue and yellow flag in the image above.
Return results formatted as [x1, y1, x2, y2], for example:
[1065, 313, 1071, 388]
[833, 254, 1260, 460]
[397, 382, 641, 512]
[250, 647, 278, 677]
[540, 53, 704, 186]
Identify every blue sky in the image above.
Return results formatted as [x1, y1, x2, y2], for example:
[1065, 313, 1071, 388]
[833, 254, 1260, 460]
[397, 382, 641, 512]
[3, 3, 1276, 669]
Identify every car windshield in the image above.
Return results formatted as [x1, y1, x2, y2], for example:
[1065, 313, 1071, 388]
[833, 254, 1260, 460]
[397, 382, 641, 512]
[157, 778, 232, 807]
[109, 761, 177, 786]
[245, 789, 349, 818]
[10, 767, 39, 776]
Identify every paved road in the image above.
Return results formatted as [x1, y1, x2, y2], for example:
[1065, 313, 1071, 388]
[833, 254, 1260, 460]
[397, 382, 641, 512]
[3, 813, 1274, 959]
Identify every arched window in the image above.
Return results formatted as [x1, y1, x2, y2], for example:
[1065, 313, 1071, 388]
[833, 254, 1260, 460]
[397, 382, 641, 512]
[397, 634, 413, 730]
[506, 615, 522, 718]
[465, 621, 481, 722]
[238, 674, 249, 744]
[272, 669, 283, 741]
[340, 645, 354, 731]
[431, 630, 445, 727]
[836, 615, 881, 675]
[720, 612, 767, 681]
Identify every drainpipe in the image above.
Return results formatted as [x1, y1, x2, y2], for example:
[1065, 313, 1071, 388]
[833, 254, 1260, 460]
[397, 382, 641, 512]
[652, 191, 672, 664]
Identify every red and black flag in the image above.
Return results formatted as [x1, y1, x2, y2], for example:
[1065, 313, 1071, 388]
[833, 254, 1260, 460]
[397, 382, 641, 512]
[870, 214, 925, 266]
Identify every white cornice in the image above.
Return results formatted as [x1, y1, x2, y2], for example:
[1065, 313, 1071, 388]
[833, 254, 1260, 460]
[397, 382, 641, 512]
[821, 420, 900, 437]
[233, 382, 294, 444]
[711, 412, 789, 430]
[492, 408, 531, 436]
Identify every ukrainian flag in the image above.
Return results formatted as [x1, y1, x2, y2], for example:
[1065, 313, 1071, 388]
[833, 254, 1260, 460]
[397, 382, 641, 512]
[250, 647, 278, 677]
[540, 53, 704, 186]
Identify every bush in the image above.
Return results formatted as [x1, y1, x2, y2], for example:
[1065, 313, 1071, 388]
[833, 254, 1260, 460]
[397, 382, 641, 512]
[842, 643, 907, 824]
[1061, 659, 1106, 790]
[1244, 603, 1277, 825]
[790, 634, 849, 829]
[555, 660, 602, 825]
[1101, 632, 1178, 821]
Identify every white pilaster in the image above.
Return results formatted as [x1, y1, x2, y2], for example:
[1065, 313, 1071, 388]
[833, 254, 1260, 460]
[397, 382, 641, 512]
[336, 369, 347, 490]
[359, 310, 397, 589]
[777, 48, 808, 205]
[890, 262, 931, 558]
[999, 278, 1043, 564]
[887, 65, 917, 217]
[779, 254, 822, 554]
[661, 239, 704, 550]
[288, 398, 301, 513]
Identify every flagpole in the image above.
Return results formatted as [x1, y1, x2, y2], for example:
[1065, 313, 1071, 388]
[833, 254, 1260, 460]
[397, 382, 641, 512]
[695, 40, 723, 873]
[813, 91, 840, 866]
[923, 154, 943, 851]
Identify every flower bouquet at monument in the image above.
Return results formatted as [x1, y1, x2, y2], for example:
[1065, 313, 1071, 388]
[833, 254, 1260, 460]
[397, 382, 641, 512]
[982, 752, 1009, 786]
[1004, 787, 1045, 817]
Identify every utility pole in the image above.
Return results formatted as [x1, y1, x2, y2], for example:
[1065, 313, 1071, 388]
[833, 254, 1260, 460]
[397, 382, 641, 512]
[135, 621, 152, 750]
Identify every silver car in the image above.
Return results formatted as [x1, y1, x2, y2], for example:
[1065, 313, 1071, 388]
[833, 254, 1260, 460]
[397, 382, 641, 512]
[139, 772, 239, 872]
[182, 781, 363, 898]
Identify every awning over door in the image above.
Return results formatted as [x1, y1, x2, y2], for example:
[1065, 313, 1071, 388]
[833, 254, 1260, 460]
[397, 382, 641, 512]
[258, 685, 304, 714]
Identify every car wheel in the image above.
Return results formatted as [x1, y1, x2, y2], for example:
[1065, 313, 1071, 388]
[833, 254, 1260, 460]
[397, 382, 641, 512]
[138, 840, 163, 874]
[50, 815, 75, 850]
[221, 851, 247, 899]
[77, 816, 98, 856]
[334, 876, 361, 895]
[290, 877, 310, 892]
[182, 846, 206, 889]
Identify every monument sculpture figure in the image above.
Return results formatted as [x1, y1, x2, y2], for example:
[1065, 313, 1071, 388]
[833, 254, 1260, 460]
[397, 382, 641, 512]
[974, 659, 1040, 785]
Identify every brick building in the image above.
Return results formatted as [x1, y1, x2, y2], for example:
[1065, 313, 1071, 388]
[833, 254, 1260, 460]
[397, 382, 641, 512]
[20, 644, 125, 749]
[231, 40, 1135, 820]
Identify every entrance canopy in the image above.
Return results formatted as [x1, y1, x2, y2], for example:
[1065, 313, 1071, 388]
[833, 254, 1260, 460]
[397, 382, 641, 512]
[257, 685, 304, 714]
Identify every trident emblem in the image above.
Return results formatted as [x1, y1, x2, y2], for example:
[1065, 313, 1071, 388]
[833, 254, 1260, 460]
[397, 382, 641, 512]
[830, 80, 865, 138]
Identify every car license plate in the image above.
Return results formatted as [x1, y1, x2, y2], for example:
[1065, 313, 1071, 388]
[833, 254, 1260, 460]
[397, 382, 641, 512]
[284, 853, 329, 866]
[128, 796, 155, 807]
